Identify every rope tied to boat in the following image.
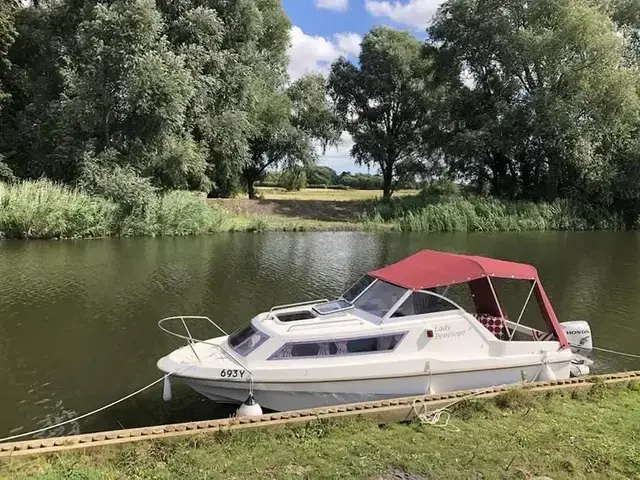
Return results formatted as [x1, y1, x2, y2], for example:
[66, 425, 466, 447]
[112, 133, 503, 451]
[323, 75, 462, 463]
[0, 364, 196, 444]
[412, 358, 549, 432]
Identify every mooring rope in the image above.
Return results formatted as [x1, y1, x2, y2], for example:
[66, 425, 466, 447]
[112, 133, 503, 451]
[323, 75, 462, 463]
[0, 365, 195, 444]
[585, 345, 640, 360]
[412, 356, 548, 431]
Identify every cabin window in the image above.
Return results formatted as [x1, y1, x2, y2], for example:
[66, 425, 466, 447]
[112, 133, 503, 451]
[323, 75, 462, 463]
[353, 280, 407, 317]
[342, 275, 375, 302]
[227, 324, 269, 356]
[313, 299, 353, 315]
[268, 332, 406, 359]
[391, 291, 457, 317]
[276, 311, 316, 322]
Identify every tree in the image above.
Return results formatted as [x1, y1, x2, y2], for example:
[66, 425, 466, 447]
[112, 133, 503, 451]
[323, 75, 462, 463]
[429, 0, 640, 202]
[328, 27, 437, 199]
[158, 0, 291, 197]
[0, 0, 17, 101]
[307, 165, 337, 185]
[242, 73, 340, 199]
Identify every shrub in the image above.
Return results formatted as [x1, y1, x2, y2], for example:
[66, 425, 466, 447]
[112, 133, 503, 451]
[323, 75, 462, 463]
[280, 166, 307, 191]
[0, 158, 16, 183]
[79, 156, 157, 212]
[119, 190, 226, 236]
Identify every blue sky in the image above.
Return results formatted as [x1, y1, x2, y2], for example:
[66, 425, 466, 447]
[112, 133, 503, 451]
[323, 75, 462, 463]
[282, 0, 442, 174]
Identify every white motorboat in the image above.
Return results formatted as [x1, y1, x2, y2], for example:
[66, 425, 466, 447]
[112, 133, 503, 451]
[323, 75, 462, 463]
[157, 249, 593, 412]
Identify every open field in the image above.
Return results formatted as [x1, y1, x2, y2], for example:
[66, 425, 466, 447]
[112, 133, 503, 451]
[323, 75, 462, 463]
[254, 187, 420, 201]
[2, 382, 639, 479]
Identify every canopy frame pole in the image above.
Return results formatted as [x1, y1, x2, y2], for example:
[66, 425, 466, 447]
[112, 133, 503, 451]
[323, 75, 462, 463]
[486, 277, 510, 337]
[486, 277, 504, 317]
[508, 279, 537, 341]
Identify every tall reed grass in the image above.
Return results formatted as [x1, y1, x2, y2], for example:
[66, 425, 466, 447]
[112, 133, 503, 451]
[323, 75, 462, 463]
[366, 193, 623, 232]
[0, 180, 229, 239]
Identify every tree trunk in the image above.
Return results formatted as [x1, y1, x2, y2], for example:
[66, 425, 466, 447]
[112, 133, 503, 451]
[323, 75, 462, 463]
[247, 176, 257, 199]
[382, 164, 393, 200]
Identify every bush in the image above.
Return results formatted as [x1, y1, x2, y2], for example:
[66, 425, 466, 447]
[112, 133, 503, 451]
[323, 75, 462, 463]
[119, 191, 227, 236]
[280, 166, 307, 191]
[79, 155, 157, 212]
[0, 158, 16, 183]
[422, 179, 461, 197]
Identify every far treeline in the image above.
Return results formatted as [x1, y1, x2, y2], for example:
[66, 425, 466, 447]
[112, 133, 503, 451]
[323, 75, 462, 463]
[260, 166, 423, 191]
[2, 0, 640, 224]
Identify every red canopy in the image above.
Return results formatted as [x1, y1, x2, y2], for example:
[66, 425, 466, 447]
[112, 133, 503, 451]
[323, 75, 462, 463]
[369, 249, 538, 289]
[369, 249, 568, 349]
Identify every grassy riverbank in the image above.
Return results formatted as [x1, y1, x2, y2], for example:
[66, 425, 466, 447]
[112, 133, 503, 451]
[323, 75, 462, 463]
[0, 181, 628, 239]
[2, 382, 639, 479]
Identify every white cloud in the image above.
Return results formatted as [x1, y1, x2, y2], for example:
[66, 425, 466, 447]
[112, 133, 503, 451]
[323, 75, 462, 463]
[287, 26, 362, 81]
[365, 0, 445, 30]
[317, 132, 370, 174]
[316, 0, 349, 12]
[333, 32, 362, 56]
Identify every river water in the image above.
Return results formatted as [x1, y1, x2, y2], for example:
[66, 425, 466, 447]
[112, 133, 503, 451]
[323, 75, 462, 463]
[1, 231, 640, 438]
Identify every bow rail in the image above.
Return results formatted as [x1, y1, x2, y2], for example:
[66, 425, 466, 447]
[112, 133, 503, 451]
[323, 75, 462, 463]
[158, 316, 250, 373]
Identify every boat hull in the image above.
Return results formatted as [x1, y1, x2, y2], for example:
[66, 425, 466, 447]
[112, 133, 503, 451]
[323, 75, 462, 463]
[180, 360, 571, 411]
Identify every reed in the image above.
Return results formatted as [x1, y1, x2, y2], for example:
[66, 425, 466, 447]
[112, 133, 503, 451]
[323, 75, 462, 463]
[0, 180, 117, 239]
[0, 180, 229, 239]
[368, 194, 624, 232]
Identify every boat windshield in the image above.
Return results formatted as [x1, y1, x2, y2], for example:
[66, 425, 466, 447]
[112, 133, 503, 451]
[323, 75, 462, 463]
[342, 275, 375, 302]
[227, 323, 269, 356]
[353, 280, 407, 318]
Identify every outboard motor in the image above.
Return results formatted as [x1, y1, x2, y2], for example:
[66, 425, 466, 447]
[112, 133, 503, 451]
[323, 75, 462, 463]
[559, 321, 593, 377]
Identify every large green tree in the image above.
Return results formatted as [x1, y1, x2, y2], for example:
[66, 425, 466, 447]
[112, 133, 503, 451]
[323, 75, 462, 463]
[242, 73, 340, 199]
[158, 0, 291, 197]
[328, 27, 438, 199]
[429, 0, 640, 202]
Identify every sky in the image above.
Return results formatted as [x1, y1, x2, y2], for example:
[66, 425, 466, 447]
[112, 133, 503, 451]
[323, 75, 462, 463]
[282, 0, 444, 174]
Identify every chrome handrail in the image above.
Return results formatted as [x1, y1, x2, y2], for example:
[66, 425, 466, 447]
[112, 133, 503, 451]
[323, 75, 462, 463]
[269, 299, 329, 312]
[158, 316, 251, 374]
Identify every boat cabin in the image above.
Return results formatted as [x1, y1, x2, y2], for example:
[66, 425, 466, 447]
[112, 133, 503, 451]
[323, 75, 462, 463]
[225, 249, 569, 360]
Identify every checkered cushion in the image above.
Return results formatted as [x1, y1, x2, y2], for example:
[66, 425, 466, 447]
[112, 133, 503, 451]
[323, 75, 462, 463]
[474, 314, 508, 340]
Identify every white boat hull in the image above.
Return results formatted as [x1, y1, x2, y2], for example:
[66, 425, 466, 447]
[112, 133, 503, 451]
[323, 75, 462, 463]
[180, 360, 570, 411]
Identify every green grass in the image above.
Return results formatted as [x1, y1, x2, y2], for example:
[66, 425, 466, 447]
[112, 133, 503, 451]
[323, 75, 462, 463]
[0, 180, 231, 239]
[2, 383, 639, 479]
[255, 186, 421, 202]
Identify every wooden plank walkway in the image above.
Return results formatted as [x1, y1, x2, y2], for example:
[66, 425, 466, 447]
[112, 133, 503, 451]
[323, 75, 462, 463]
[1, 371, 639, 458]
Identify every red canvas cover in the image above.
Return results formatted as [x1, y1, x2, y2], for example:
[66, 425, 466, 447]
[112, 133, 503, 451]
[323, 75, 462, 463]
[368, 249, 538, 289]
[369, 250, 569, 349]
